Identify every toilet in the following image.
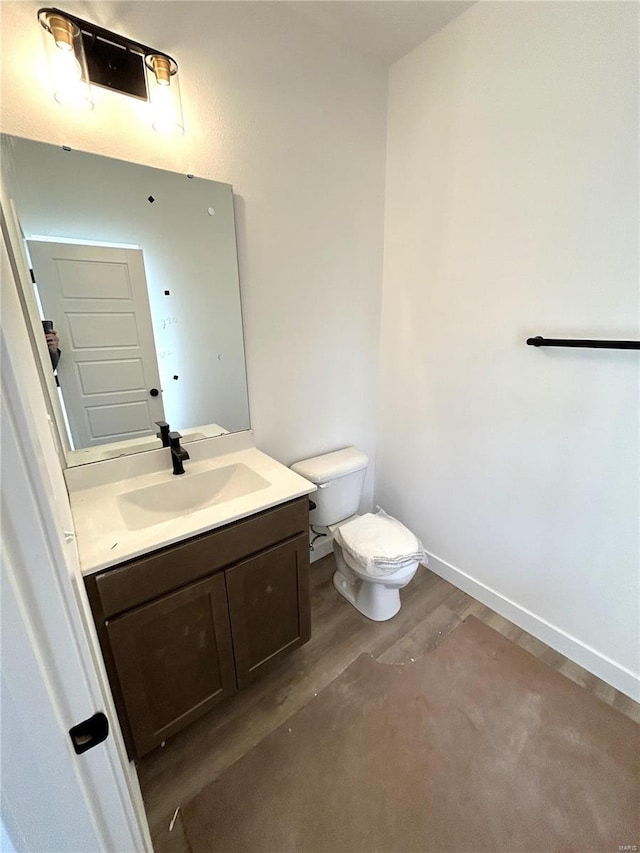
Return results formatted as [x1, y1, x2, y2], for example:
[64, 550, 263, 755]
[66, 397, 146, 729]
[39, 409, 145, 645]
[291, 447, 423, 622]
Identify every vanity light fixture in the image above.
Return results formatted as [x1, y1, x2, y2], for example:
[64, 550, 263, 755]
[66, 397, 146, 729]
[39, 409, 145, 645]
[38, 8, 184, 134]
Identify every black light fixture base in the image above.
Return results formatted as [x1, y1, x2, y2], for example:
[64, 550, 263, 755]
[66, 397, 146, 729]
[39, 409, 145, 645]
[81, 32, 148, 100]
[38, 7, 177, 102]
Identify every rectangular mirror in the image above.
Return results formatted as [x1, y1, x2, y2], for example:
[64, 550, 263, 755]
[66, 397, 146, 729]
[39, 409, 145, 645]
[1, 134, 250, 466]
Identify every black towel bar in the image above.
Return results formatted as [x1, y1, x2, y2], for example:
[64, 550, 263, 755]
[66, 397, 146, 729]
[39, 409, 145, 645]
[526, 336, 640, 350]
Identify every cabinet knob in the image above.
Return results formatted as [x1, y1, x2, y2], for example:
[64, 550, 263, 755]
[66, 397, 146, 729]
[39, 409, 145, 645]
[265, 585, 273, 595]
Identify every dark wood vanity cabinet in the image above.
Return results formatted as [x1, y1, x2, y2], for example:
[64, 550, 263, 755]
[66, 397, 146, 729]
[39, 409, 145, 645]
[226, 535, 310, 689]
[106, 573, 236, 758]
[85, 497, 311, 760]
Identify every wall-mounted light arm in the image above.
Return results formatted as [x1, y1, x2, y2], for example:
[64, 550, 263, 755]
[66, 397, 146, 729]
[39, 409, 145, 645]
[37, 8, 184, 134]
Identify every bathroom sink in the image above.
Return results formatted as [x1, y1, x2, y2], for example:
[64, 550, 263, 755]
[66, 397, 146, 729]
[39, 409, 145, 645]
[117, 463, 270, 531]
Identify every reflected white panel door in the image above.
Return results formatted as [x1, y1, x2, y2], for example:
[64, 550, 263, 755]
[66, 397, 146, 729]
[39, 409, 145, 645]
[28, 241, 165, 448]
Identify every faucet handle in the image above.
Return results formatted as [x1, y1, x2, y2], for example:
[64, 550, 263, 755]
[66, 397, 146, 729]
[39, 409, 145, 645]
[169, 431, 189, 455]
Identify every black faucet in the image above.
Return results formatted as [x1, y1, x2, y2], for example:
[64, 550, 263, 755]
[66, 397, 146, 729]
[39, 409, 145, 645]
[156, 420, 171, 447]
[169, 431, 190, 475]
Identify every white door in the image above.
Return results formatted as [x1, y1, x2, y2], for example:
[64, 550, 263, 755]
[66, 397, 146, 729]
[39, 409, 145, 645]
[1, 229, 151, 851]
[28, 240, 165, 448]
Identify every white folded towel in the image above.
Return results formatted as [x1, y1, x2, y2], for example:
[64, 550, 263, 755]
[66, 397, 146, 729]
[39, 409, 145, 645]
[334, 508, 426, 577]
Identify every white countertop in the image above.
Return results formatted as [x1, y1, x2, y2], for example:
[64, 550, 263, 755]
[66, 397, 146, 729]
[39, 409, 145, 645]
[65, 432, 316, 575]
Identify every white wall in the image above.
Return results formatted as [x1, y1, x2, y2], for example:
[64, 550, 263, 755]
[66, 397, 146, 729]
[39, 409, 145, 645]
[0, 1, 387, 505]
[378, 1, 639, 695]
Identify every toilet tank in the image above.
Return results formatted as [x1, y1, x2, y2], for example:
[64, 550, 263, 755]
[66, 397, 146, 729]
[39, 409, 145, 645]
[291, 447, 368, 527]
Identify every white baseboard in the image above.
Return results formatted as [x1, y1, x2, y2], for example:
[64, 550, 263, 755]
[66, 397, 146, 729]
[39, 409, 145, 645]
[427, 551, 640, 702]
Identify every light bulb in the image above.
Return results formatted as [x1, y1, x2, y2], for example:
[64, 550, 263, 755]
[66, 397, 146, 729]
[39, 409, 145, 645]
[51, 50, 93, 109]
[151, 84, 182, 133]
[146, 55, 184, 135]
[39, 11, 93, 111]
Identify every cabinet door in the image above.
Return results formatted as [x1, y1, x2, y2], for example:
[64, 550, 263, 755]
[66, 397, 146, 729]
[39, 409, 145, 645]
[106, 573, 236, 758]
[225, 534, 311, 688]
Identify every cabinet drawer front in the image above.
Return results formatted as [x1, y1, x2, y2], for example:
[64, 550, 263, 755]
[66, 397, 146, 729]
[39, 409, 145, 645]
[94, 497, 308, 618]
[226, 534, 311, 689]
[106, 572, 236, 758]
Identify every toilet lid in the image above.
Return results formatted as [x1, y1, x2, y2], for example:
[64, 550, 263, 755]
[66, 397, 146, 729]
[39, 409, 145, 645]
[334, 511, 423, 577]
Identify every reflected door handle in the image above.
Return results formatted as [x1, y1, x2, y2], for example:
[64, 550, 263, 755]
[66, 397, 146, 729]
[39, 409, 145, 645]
[149, 388, 160, 397]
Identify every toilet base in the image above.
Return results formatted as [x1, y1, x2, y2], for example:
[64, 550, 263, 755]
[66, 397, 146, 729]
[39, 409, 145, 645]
[333, 569, 401, 622]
